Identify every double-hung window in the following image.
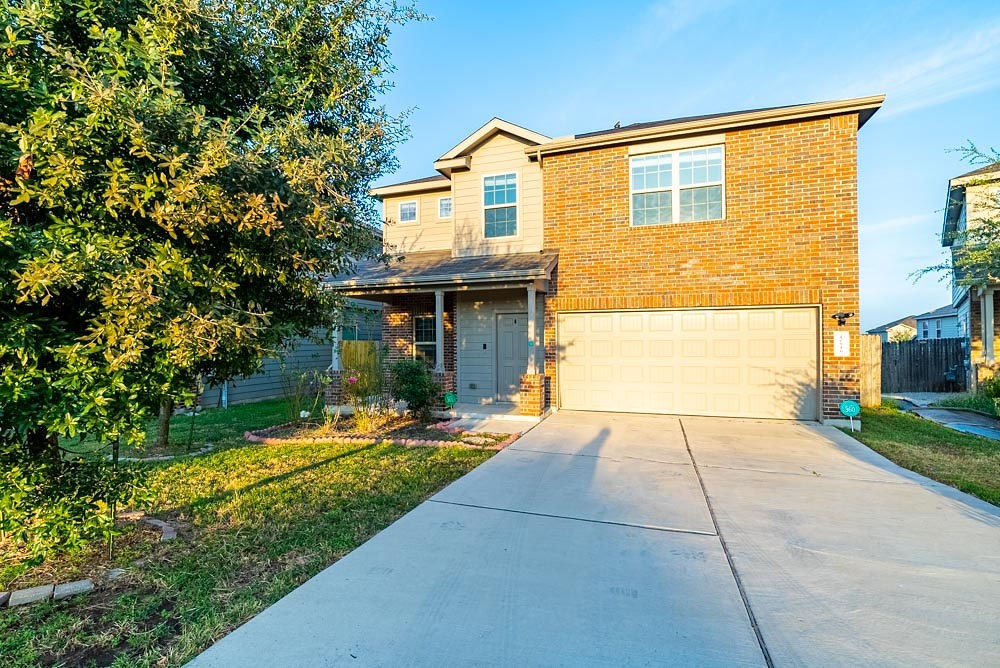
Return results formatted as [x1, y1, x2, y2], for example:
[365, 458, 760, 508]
[438, 197, 452, 219]
[399, 200, 418, 224]
[484, 173, 517, 238]
[631, 145, 724, 225]
[414, 315, 436, 365]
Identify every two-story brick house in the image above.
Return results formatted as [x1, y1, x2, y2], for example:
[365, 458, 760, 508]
[328, 95, 885, 424]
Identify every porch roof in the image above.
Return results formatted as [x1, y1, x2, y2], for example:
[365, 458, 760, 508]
[325, 249, 558, 294]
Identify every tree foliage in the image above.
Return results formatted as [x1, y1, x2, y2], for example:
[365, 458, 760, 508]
[927, 143, 1000, 288]
[0, 0, 414, 552]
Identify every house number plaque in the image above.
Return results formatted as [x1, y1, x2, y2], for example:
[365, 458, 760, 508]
[833, 331, 850, 357]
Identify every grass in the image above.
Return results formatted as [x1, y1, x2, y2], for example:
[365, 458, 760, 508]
[931, 392, 1000, 416]
[64, 398, 302, 460]
[845, 402, 1000, 507]
[1, 399, 494, 667]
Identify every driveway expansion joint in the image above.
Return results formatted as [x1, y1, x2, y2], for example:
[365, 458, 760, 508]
[427, 499, 717, 537]
[680, 419, 775, 668]
[509, 446, 694, 467]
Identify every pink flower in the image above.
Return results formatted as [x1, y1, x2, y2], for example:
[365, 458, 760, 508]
[346, 375, 358, 384]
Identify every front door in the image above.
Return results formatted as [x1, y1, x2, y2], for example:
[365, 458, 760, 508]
[497, 313, 529, 402]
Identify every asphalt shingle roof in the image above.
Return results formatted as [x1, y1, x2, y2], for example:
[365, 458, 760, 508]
[326, 250, 557, 289]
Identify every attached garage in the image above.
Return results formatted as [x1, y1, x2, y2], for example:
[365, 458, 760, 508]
[556, 307, 819, 420]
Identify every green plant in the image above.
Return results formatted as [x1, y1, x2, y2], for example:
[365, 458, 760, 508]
[0, 453, 148, 560]
[280, 364, 329, 424]
[390, 360, 441, 419]
[0, 0, 414, 555]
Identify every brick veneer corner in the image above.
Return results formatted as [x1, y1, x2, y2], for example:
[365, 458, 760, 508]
[518, 374, 548, 416]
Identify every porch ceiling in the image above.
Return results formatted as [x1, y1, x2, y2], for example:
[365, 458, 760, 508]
[326, 250, 557, 296]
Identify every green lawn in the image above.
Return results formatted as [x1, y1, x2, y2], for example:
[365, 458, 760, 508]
[931, 392, 1000, 416]
[64, 398, 301, 460]
[846, 403, 1000, 507]
[1, 400, 494, 667]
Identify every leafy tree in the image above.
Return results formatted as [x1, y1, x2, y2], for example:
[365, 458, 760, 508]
[0, 0, 413, 551]
[887, 327, 916, 343]
[930, 143, 1000, 286]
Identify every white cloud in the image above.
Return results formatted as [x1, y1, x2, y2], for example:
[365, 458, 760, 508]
[845, 22, 1000, 117]
[859, 212, 934, 233]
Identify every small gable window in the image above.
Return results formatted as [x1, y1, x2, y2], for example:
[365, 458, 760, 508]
[631, 145, 724, 226]
[399, 200, 418, 224]
[484, 173, 517, 238]
[438, 197, 452, 219]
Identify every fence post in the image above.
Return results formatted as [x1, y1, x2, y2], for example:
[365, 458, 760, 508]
[860, 334, 882, 407]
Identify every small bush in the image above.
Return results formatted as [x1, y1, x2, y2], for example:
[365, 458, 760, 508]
[390, 360, 441, 419]
[0, 452, 149, 561]
[980, 376, 1000, 399]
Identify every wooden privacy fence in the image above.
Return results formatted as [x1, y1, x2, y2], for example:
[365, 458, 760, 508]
[881, 338, 967, 393]
[859, 334, 882, 407]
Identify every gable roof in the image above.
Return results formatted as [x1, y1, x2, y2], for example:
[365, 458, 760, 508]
[913, 304, 958, 320]
[436, 118, 550, 162]
[867, 315, 917, 334]
[941, 162, 1000, 246]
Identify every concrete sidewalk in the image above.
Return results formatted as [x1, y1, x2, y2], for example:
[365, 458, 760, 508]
[911, 407, 1000, 439]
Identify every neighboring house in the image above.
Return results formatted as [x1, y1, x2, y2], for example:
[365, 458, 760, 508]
[941, 162, 1000, 382]
[867, 315, 917, 342]
[327, 95, 885, 424]
[913, 304, 961, 340]
[199, 301, 382, 407]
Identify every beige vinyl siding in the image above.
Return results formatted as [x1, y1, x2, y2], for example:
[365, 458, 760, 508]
[382, 189, 452, 253]
[452, 132, 543, 257]
[458, 289, 537, 404]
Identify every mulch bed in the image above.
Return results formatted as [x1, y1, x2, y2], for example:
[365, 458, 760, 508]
[246, 415, 517, 450]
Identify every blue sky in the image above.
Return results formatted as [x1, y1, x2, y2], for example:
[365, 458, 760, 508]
[376, 0, 1000, 330]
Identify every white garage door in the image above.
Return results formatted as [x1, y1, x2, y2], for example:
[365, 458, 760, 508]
[557, 307, 818, 420]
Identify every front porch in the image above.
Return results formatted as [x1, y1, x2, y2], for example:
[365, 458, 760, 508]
[325, 250, 557, 417]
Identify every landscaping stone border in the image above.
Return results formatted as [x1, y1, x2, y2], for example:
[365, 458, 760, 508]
[118, 510, 178, 542]
[106, 443, 215, 463]
[2, 580, 93, 609]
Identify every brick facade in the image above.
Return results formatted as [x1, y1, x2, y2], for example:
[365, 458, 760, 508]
[381, 293, 457, 371]
[541, 114, 862, 420]
[518, 373, 549, 416]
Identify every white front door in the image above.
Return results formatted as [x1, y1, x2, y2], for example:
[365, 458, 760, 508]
[497, 313, 529, 402]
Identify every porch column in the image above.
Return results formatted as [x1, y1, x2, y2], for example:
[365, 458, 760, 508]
[330, 328, 341, 371]
[526, 285, 537, 374]
[434, 290, 445, 373]
[986, 288, 995, 362]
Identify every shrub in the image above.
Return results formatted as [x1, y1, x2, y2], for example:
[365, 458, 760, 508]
[390, 360, 441, 419]
[0, 451, 149, 561]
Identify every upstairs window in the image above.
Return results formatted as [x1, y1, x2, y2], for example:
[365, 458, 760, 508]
[484, 173, 517, 238]
[399, 200, 418, 224]
[414, 315, 436, 364]
[438, 197, 452, 219]
[631, 145, 724, 226]
[922, 321, 929, 339]
[935, 319, 942, 339]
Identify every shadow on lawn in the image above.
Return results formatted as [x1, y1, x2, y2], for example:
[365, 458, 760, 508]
[171, 443, 378, 517]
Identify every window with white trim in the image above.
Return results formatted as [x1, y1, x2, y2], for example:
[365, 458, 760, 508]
[414, 315, 436, 365]
[484, 173, 517, 238]
[438, 197, 452, 219]
[630, 145, 724, 225]
[922, 321, 929, 339]
[399, 200, 417, 224]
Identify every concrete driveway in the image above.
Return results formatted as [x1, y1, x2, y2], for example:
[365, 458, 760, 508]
[190, 412, 1000, 667]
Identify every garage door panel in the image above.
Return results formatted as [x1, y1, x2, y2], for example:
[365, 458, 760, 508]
[557, 308, 818, 420]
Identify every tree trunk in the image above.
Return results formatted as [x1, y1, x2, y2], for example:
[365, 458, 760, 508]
[156, 398, 174, 449]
